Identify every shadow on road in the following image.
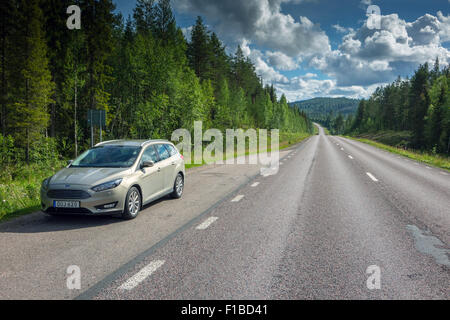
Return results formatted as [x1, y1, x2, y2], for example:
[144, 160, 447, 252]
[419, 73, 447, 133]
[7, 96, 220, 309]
[0, 195, 176, 234]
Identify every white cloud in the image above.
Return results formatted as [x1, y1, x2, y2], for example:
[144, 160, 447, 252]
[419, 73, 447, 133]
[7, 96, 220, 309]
[240, 40, 289, 84]
[333, 24, 354, 34]
[313, 13, 450, 87]
[266, 51, 299, 71]
[437, 11, 450, 42]
[173, 0, 331, 57]
[181, 26, 193, 42]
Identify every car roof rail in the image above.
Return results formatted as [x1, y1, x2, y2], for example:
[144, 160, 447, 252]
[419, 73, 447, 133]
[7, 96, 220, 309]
[141, 139, 170, 147]
[95, 140, 124, 147]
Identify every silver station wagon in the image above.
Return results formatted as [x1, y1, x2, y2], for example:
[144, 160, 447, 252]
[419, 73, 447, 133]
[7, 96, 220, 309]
[40, 140, 185, 220]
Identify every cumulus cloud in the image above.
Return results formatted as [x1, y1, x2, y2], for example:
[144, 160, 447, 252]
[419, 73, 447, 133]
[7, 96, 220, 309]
[240, 40, 289, 84]
[266, 51, 299, 71]
[333, 24, 354, 34]
[313, 13, 450, 87]
[173, 0, 331, 57]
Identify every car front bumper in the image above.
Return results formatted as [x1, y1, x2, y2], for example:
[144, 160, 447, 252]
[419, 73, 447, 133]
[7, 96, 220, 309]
[41, 184, 127, 216]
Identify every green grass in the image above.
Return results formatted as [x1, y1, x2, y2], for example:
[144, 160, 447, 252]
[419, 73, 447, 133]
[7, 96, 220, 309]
[0, 132, 312, 223]
[0, 161, 66, 222]
[346, 136, 450, 171]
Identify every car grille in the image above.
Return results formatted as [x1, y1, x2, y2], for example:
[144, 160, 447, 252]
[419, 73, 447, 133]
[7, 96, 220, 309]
[47, 189, 91, 199]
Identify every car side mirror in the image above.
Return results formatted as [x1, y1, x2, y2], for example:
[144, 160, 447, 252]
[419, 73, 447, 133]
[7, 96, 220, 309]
[142, 160, 154, 168]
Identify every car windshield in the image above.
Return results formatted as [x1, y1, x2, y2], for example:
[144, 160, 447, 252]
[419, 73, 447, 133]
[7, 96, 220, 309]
[70, 146, 142, 168]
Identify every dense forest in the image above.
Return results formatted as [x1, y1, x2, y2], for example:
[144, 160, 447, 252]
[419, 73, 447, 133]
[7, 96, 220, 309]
[290, 97, 359, 123]
[325, 60, 450, 153]
[0, 0, 313, 167]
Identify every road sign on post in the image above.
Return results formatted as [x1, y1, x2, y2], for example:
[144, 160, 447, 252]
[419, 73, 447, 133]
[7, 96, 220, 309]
[87, 109, 106, 147]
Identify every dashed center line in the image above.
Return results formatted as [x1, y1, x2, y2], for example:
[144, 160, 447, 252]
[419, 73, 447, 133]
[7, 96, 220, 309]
[366, 172, 379, 182]
[441, 172, 448, 176]
[118, 260, 165, 290]
[348, 155, 354, 159]
[231, 195, 245, 202]
[251, 182, 260, 187]
[341, 148, 344, 151]
[196, 217, 219, 230]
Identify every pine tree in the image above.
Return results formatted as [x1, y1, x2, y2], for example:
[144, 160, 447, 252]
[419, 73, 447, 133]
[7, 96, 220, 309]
[187, 16, 211, 81]
[10, 0, 55, 162]
[154, 0, 176, 42]
[133, 0, 156, 35]
[0, 0, 18, 136]
[409, 63, 430, 149]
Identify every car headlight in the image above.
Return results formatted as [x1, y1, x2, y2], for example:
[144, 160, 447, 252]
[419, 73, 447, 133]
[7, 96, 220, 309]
[41, 177, 52, 190]
[91, 179, 123, 192]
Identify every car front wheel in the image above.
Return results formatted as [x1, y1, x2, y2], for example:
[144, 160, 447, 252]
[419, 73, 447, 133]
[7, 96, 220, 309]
[122, 186, 141, 220]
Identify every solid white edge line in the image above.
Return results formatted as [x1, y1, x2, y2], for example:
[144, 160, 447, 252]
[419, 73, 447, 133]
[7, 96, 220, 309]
[118, 260, 165, 290]
[196, 216, 219, 230]
[366, 172, 379, 182]
[231, 195, 245, 202]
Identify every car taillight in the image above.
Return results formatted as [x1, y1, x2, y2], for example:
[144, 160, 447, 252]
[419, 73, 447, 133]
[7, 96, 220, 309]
[180, 154, 184, 160]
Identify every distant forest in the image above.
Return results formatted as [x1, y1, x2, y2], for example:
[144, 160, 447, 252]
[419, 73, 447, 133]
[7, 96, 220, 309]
[290, 97, 360, 123]
[0, 0, 313, 166]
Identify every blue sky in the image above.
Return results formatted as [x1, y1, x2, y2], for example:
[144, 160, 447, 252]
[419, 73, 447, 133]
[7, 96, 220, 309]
[114, 0, 450, 101]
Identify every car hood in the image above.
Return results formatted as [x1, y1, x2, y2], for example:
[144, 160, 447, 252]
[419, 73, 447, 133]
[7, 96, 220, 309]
[50, 167, 131, 187]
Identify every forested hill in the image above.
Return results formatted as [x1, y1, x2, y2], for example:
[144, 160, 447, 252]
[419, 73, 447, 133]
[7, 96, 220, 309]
[289, 97, 360, 121]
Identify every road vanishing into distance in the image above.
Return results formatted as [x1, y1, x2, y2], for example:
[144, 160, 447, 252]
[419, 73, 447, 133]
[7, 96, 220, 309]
[0, 125, 449, 299]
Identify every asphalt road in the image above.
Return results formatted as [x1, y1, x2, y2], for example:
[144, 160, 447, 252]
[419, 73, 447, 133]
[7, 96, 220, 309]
[0, 126, 449, 299]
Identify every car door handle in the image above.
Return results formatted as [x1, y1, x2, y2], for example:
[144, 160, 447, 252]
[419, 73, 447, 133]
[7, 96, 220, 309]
[157, 167, 161, 172]
[171, 162, 175, 166]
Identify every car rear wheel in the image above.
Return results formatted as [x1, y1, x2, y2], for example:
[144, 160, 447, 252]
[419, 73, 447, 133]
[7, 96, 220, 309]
[122, 186, 141, 220]
[171, 173, 184, 199]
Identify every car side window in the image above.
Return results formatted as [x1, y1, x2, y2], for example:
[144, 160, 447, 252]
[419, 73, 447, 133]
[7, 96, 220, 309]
[141, 145, 158, 164]
[165, 144, 177, 157]
[155, 144, 170, 161]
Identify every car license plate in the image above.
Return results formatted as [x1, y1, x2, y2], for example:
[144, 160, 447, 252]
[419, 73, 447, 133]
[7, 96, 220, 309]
[53, 200, 80, 208]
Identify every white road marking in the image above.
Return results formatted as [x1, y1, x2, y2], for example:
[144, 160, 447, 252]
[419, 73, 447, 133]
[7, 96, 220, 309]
[426, 166, 432, 170]
[348, 155, 354, 159]
[196, 217, 219, 230]
[341, 148, 344, 151]
[441, 172, 448, 176]
[118, 260, 165, 290]
[251, 182, 260, 187]
[366, 172, 379, 182]
[231, 195, 245, 202]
